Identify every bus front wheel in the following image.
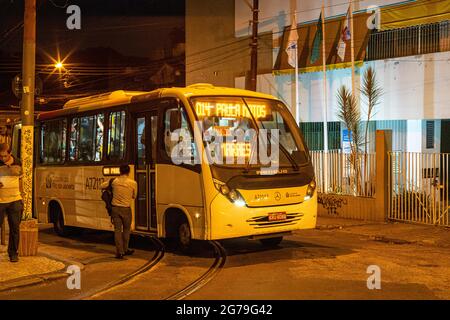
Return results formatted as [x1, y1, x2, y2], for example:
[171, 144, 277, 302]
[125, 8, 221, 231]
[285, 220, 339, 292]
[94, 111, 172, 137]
[260, 236, 283, 247]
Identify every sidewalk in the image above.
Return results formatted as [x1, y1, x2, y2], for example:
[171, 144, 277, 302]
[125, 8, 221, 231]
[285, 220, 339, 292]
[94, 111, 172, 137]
[316, 216, 450, 248]
[0, 243, 68, 292]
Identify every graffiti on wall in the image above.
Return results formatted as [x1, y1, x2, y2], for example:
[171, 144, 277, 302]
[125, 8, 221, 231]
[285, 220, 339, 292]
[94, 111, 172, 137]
[318, 194, 348, 216]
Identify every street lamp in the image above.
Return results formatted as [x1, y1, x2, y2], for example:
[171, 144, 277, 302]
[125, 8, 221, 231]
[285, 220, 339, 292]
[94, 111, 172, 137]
[55, 61, 63, 69]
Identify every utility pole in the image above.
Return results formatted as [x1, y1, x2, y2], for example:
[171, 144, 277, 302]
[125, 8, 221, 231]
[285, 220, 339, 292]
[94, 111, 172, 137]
[248, 0, 259, 91]
[21, 0, 36, 220]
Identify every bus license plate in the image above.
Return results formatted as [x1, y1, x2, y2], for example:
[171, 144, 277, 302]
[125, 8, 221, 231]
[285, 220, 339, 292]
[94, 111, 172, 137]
[268, 212, 287, 221]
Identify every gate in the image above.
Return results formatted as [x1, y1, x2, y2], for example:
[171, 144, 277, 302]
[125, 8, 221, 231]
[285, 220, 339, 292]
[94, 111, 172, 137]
[388, 152, 449, 226]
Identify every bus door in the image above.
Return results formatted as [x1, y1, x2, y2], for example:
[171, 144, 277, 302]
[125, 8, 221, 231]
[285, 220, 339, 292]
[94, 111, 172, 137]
[134, 111, 158, 232]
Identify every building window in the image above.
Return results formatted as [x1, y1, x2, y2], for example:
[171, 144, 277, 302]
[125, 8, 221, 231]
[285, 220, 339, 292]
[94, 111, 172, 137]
[299, 122, 341, 151]
[40, 119, 67, 164]
[426, 121, 435, 149]
[366, 20, 448, 61]
[108, 111, 126, 161]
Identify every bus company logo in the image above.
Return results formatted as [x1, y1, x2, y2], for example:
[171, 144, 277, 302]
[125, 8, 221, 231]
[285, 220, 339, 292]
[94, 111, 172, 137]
[257, 168, 288, 175]
[274, 192, 282, 201]
[286, 191, 301, 198]
[45, 175, 53, 189]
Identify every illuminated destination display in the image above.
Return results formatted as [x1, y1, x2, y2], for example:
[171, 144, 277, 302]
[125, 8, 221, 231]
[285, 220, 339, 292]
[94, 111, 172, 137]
[195, 101, 267, 119]
[221, 142, 252, 158]
[103, 166, 121, 176]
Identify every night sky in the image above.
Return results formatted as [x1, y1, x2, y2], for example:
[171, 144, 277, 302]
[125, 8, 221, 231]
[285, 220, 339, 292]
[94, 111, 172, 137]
[0, 0, 185, 110]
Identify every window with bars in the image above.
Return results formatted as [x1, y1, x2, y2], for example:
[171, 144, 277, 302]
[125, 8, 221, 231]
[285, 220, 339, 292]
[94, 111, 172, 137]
[299, 122, 341, 151]
[426, 120, 435, 149]
[366, 20, 449, 61]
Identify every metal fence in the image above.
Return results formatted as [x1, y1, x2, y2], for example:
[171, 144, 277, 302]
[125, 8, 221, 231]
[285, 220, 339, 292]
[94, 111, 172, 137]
[310, 150, 376, 198]
[388, 152, 450, 226]
[366, 20, 450, 61]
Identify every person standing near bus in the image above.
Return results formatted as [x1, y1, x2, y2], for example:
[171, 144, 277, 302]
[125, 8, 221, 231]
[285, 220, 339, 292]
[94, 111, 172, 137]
[0, 143, 23, 263]
[101, 164, 137, 259]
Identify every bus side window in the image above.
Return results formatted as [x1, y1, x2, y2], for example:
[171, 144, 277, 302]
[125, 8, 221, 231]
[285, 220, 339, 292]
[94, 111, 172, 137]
[69, 118, 79, 161]
[69, 114, 104, 162]
[108, 111, 126, 161]
[40, 119, 67, 164]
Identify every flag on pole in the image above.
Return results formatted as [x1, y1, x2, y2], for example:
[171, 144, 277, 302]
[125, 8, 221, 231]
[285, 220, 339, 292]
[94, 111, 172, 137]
[310, 13, 323, 64]
[285, 13, 299, 68]
[337, 7, 351, 61]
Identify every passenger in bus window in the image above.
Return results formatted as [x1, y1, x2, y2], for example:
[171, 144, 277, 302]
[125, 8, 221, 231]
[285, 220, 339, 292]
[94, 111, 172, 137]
[101, 164, 137, 259]
[79, 139, 93, 161]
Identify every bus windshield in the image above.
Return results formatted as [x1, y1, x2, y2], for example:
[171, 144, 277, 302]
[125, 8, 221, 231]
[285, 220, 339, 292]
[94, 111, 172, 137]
[191, 96, 309, 169]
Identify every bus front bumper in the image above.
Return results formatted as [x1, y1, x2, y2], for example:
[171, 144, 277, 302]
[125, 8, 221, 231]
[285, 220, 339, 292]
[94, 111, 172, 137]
[209, 192, 317, 240]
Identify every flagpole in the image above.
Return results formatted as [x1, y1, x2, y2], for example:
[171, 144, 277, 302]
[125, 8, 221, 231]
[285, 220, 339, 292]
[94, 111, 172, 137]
[350, 0, 356, 99]
[294, 10, 300, 125]
[321, 3, 329, 192]
[321, 4, 328, 152]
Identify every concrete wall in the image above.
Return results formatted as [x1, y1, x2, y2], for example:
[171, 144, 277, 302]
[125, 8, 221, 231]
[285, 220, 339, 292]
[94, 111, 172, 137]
[186, 0, 275, 87]
[317, 130, 392, 222]
[317, 193, 378, 220]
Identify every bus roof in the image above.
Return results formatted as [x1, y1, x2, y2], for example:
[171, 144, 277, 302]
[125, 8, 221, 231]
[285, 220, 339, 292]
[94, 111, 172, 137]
[37, 84, 280, 120]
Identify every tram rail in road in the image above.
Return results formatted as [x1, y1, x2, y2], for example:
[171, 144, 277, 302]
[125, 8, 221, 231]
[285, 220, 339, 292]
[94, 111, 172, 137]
[77, 238, 226, 300]
[165, 240, 227, 300]
[78, 237, 166, 300]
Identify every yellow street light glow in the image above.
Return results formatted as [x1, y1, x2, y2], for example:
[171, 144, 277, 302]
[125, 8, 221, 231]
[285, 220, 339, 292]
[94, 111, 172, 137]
[55, 62, 63, 69]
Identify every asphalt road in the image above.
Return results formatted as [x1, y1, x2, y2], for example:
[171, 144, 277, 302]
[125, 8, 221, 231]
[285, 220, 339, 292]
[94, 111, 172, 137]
[1, 225, 449, 300]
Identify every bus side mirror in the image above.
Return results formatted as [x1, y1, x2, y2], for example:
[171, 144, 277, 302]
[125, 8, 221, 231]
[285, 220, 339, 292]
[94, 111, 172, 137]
[169, 109, 181, 132]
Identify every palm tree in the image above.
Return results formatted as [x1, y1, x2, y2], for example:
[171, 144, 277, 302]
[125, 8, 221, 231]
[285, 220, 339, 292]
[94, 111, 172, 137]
[361, 66, 383, 154]
[334, 67, 383, 196]
[337, 85, 363, 194]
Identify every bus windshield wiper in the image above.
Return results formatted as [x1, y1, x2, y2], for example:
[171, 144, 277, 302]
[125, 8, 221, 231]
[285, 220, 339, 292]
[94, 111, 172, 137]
[241, 99, 299, 173]
[278, 142, 299, 171]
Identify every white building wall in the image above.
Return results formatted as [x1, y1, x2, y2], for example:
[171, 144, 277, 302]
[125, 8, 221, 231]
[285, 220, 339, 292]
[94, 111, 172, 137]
[235, 51, 450, 123]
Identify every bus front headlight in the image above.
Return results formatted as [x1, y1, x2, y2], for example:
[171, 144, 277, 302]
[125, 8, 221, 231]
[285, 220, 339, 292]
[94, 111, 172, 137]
[214, 179, 246, 206]
[304, 179, 316, 201]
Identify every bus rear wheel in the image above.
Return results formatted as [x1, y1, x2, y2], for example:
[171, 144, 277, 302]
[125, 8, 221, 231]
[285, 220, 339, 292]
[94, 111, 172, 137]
[50, 203, 73, 237]
[260, 236, 283, 247]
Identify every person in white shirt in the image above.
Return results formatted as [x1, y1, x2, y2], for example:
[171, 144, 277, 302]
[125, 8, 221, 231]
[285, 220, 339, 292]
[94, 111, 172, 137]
[101, 164, 137, 259]
[0, 143, 23, 262]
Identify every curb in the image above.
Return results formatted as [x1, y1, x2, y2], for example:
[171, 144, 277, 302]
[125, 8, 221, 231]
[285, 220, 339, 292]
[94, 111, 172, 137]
[0, 250, 85, 293]
[316, 223, 450, 249]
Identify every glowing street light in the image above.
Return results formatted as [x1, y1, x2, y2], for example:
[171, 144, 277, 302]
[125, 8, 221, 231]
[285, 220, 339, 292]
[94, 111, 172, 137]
[55, 61, 63, 69]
